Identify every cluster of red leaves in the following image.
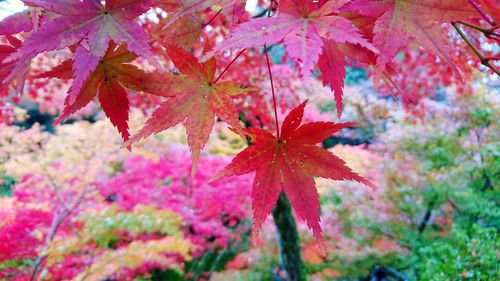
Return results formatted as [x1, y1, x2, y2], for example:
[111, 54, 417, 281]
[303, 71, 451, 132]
[0, 209, 52, 262]
[0, 0, 496, 244]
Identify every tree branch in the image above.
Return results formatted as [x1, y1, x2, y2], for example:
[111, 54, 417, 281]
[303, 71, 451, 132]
[457, 21, 500, 38]
[272, 193, 308, 281]
[451, 22, 500, 76]
[418, 200, 435, 233]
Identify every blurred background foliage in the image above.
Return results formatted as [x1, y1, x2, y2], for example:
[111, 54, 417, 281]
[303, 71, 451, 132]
[1, 78, 498, 280]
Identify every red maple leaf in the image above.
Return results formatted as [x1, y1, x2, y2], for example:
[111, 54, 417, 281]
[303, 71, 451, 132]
[344, 0, 478, 76]
[38, 42, 174, 143]
[211, 100, 375, 245]
[204, 0, 377, 118]
[0, 35, 27, 96]
[125, 44, 255, 173]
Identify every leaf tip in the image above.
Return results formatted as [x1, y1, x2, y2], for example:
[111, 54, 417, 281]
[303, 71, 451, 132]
[190, 155, 200, 177]
[121, 138, 135, 149]
[365, 180, 377, 190]
[317, 239, 327, 258]
[336, 102, 343, 119]
[52, 115, 66, 127]
[208, 171, 225, 183]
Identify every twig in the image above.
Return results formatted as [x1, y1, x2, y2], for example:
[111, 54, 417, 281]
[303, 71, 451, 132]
[378, 229, 412, 250]
[418, 204, 434, 233]
[457, 21, 500, 37]
[385, 266, 410, 281]
[264, 44, 280, 139]
[29, 156, 94, 281]
[203, 9, 222, 28]
[452, 22, 500, 76]
[263, 0, 280, 138]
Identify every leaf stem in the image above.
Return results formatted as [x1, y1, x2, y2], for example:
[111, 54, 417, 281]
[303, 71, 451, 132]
[203, 9, 223, 28]
[263, 0, 280, 138]
[467, 0, 496, 26]
[267, 0, 277, 17]
[451, 22, 500, 76]
[264, 44, 280, 139]
[213, 48, 247, 83]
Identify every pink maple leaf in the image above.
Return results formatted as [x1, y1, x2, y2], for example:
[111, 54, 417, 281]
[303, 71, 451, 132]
[2, 0, 159, 102]
[204, 0, 377, 117]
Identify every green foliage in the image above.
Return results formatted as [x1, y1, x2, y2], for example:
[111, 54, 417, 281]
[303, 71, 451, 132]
[192, 232, 252, 278]
[329, 253, 407, 280]
[0, 259, 34, 274]
[378, 92, 499, 280]
[314, 90, 499, 280]
[415, 224, 499, 280]
[80, 205, 183, 248]
[148, 268, 185, 281]
[0, 175, 15, 196]
[147, 220, 253, 281]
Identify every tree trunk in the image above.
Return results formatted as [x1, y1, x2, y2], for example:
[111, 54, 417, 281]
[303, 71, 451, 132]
[272, 192, 308, 281]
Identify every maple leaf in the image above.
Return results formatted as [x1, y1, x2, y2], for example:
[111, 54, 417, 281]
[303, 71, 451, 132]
[479, 0, 500, 24]
[211, 100, 375, 245]
[39, 42, 176, 143]
[0, 36, 28, 95]
[3, 0, 158, 102]
[153, 0, 246, 50]
[344, 0, 478, 76]
[124, 44, 255, 173]
[152, 0, 205, 50]
[204, 0, 376, 118]
[0, 7, 42, 36]
[159, 0, 246, 29]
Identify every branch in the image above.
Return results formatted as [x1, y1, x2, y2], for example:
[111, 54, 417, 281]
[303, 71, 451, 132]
[29, 161, 93, 281]
[451, 22, 500, 76]
[418, 200, 435, 233]
[385, 266, 410, 281]
[369, 265, 410, 281]
[473, 129, 493, 192]
[447, 198, 462, 213]
[457, 21, 500, 38]
[377, 229, 412, 250]
[272, 193, 308, 281]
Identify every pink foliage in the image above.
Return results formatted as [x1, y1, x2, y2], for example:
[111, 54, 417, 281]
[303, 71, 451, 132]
[99, 147, 253, 255]
[0, 141, 253, 279]
[0, 209, 51, 262]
